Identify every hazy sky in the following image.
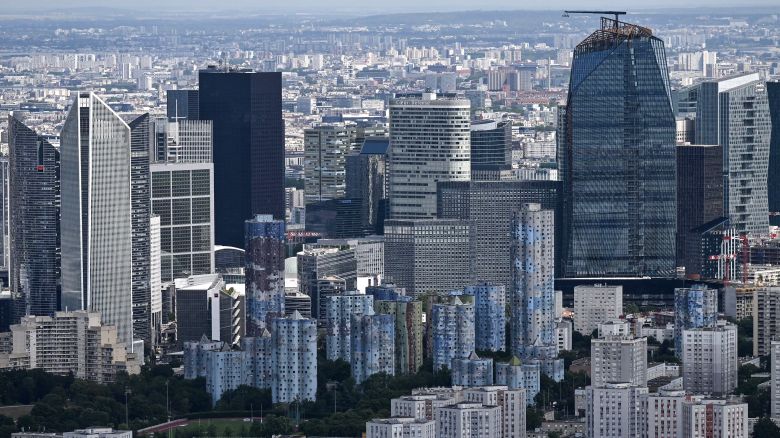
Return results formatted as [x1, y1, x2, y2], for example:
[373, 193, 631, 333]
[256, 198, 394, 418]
[10, 0, 780, 14]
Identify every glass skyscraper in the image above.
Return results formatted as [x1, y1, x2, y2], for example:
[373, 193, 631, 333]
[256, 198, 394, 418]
[560, 18, 676, 277]
[676, 73, 771, 237]
[198, 68, 285, 248]
[767, 81, 780, 222]
[8, 113, 60, 320]
[61, 93, 135, 345]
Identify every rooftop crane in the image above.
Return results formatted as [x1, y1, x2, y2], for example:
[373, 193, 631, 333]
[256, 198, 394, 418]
[562, 10, 627, 28]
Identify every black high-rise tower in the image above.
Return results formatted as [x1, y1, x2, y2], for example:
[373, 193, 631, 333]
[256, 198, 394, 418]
[199, 68, 285, 248]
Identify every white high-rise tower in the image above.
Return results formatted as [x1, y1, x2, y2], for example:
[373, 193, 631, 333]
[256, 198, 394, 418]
[388, 92, 470, 219]
[61, 92, 135, 345]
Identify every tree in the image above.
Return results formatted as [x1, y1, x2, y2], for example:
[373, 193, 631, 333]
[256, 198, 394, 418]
[754, 417, 780, 437]
[526, 407, 543, 430]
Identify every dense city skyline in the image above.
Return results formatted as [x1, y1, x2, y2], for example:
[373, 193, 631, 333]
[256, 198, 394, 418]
[0, 4, 780, 437]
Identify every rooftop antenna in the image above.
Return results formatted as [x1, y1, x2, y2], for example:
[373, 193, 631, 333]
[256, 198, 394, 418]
[563, 10, 627, 28]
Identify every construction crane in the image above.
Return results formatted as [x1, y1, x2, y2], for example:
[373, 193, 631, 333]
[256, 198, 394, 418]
[562, 10, 627, 27]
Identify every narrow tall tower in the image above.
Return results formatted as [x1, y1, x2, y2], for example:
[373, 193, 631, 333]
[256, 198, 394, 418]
[8, 113, 60, 320]
[60, 92, 135, 345]
[510, 204, 556, 361]
[245, 214, 286, 335]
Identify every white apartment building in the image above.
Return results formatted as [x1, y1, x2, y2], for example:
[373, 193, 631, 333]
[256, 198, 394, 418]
[574, 284, 623, 335]
[463, 386, 526, 438]
[681, 323, 738, 396]
[366, 418, 435, 438]
[771, 340, 780, 419]
[0, 311, 140, 383]
[597, 320, 631, 339]
[391, 393, 462, 420]
[682, 398, 749, 438]
[586, 383, 648, 438]
[434, 402, 501, 438]
[590, 336, 647, 388]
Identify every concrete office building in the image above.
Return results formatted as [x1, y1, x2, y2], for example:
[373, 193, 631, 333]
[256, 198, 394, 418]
[374, 297, 424, 374]
[7, 113, 60, 321]
[384, 219, 474, 296]
[674, 285, 718, 358]
[0, 311, 140, 383]
[198, 68, 284, 248]
[434, 402, 501, 438]
[365, 418, 435, 438]
[304, 123, 356, 204]
[317, 237, 384, 277]
[324, 292, 374, 362]
[150, 160, 214, 282]
[510, 204, 562, 380]
[244, 215, 285, 334]
[682, 322, 738, 396]
[676, 144, 724, 277]
[585, 383, 648, 438]
[437, 180, 560, 284]
[452, 353, 494, 387]
[297, 245, 356, 318]
[388, 92, 470, 220]
[174, 274, 244, 346]
[151, 118, 212, 163]
[351, 312, 395, 383]
[573, 284, 623, 335]
[590, 336, 647, 388]
[676, 73, 771, 237]
[431, 296, 475, 371]
[465, 283, 506, 352]
[271, 311, 317, 403]
[60, 93, 142, 346]
[754, 287, 780, 356]
[495, 357, 541, 406]
[150, 117, 214, 282]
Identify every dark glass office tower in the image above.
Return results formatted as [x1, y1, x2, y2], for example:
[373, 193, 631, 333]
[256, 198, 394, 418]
[768, 82, 780, 223]
[676, 144, 724, 278]
[167, 89, 199, 121]
[199, 68, 284, 248]
[125, 114, 152, 343]
[560, 18, 676, 277]
[469, 119, 512, 180]
[8, 113, 60, 320]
